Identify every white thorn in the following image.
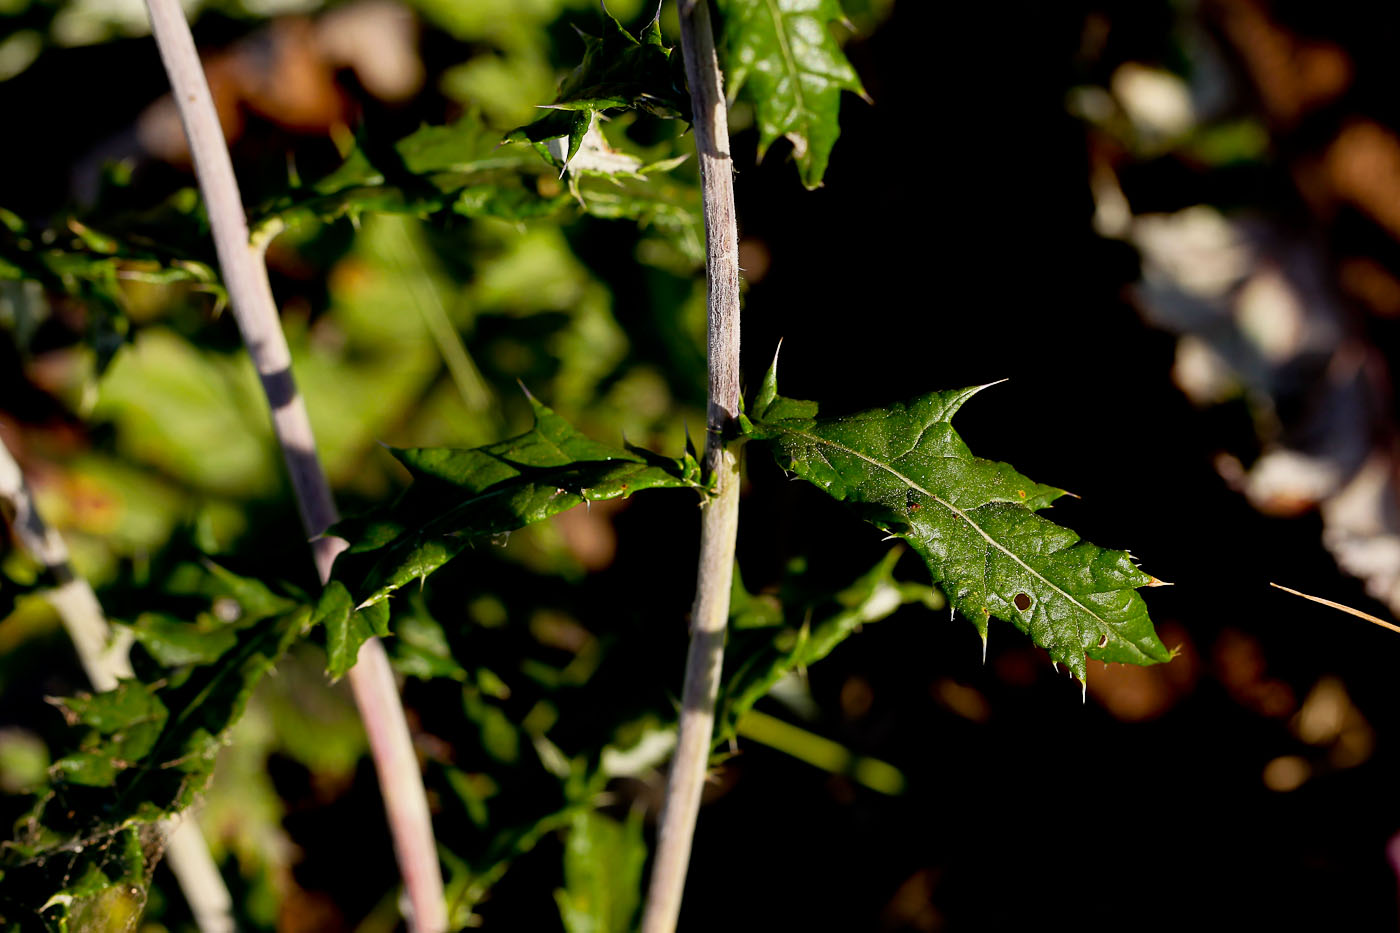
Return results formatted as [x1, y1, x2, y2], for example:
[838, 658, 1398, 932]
[1081, 679, 1087, 704]
[981, 633, 988, 664]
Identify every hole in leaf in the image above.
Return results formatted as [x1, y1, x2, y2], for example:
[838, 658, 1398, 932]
[1013, 593, 1031, 611]
[1098, 632, 1109, 648]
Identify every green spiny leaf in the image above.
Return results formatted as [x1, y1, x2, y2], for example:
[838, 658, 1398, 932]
[321, 396, 706, 676]
[745, 356, 1171, 683]
[718, 0, 868, 188]
[504, 11, 688, 170]
[315, 581, 391, 680]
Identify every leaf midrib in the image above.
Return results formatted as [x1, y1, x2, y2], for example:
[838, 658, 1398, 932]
[760, 0, 809, 123]
[360, 455, 696, 601]
[768, 422, 1115, 642]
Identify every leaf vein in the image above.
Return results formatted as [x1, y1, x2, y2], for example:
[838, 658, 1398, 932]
[776, 425, 1111, 641]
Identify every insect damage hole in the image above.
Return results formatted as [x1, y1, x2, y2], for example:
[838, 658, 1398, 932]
[1013, 593, 1031, 612]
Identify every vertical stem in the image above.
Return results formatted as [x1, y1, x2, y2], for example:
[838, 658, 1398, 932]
[163, 812, 236, 933]
[0, 436, 234, 933]
[140, 3, 447, 929]
[641, 2, 742, 931]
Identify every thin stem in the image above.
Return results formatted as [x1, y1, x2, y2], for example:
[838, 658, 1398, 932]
[0, 435, 234, 933]
[163, 812, 236, 933]
[140, 2, 447, 929]
[641, 2, 742, 931]
[383, 222, 494, 414]
[1270, 582, 1400, 634]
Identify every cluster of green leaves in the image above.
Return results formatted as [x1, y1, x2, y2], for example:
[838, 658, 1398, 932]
[254, 112, 702, 266]
[717, 547, 939, 744]
[504, 11, 688, 168]
[0, 565, 308, 924]
[501, 0, 870, 190]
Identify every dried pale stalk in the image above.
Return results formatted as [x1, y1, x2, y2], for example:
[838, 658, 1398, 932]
[140, 0, 446, 927]
[1271, 582, 1400, 634]
[641, 1, 743, 930]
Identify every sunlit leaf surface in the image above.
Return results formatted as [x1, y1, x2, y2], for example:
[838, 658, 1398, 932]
[745, 358, 1170, 682]
[719, 0, 867, 187]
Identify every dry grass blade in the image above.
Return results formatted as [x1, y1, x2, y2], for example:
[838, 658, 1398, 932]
[1270, 582, 1400, 635]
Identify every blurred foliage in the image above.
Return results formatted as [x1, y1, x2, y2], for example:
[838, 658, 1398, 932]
[379, 542, 930, 926]
[0, 206, 220, 376]
[0, 563, 307, 926]
[554, 808, 646, 933]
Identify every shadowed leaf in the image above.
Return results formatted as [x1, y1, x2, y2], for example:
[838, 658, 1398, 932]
[716, 547, 939, 744]
[319, 397, 706, 676]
